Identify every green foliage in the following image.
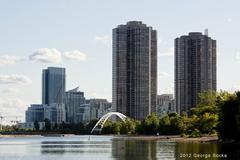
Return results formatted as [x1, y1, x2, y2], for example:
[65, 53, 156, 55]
[85, 119, 98, 133]
[197, 90, 217, 107]
[112, 121, 121, 134]
[74, 122, 85, 134]
[159, 112, 189, 135]
[102, 119, 139, 135]
[186, 91, 219, 136]
[121, 118, 140, 135]
[1, 125, 18, 132]
[44, 118, 51, 130]
[101, 120, 113, 134]
[52, 123, 58, 130]
[142, 113, 159, 134]
[180, 133, 188, 137]
[218, 91, 240, 141]
[159, 115, 171, 134]
[4, 90, 237, 141]
[34, 120, 40, 131]
[189, 129, 202, 138]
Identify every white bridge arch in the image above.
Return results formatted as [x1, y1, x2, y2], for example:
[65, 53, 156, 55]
[90, 112, 127, 134]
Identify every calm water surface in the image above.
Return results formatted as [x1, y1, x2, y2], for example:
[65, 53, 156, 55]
[0, 135, 239, 160]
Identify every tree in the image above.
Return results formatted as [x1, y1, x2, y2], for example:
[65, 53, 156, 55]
[44, 118, 51, 131]
[197, 90, 217, 107]
[101, 120, 113, 134]
[159, 113, 187, 135]
[120, 118, 139, 135]
[142, 113, 159, 134]
[74, 122, 85, 134]
[159, 115, 171, 134]
[85, 119, 98, 134]
[218, 91, 240, 141]
[34, 120, 40, 131]
[168, 113, 186, 134]
[112, 121, 121, 134]
[59, 121, 67, 130]
[188, 91, 219, 135]
[178, 112, 190, 133]
[52, 123, 58, 130]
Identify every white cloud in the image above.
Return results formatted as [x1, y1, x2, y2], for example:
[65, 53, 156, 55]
[0, 97, 27, 124]
[29, 48, 62, 63]
[0, 74, 32, 85]
[159, 47, 174, 57]
[0, 55, 24, 65]
[94, 35, 111, 45]
[63, 50, 87, 61]
[158, 72, 171, 78]
[0, 97, 26, 109]
[2, 88, 18, 94]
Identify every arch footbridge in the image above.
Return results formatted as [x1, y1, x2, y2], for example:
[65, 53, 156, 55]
[90, 112, 127, 134]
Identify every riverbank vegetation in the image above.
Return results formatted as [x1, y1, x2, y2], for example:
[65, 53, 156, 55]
[1, 91, 239, 142]
[101, 91, 240, 142]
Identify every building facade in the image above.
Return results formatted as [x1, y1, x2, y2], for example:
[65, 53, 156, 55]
[25, 103, 66, 125]
[44, 103, 66, 124]
[112, 21, 157, 120]
[64, 87, 86, 123]
[175, 30, 216, 113]
[25, 104, 46, 122]
[42, 67, 66, 105]
[88, 99, 112, 120]
[77, 103, 90, 123]
[156, 94, 176, 117]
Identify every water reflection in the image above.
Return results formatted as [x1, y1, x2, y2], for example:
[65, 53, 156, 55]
[41, 140, 112, 155]
[175, 142, 219, 160]
[0, 136, 239, 160]
[112, 139, 157, 160]
[111, 139, 240, 160]
[175, 142, 240, 160]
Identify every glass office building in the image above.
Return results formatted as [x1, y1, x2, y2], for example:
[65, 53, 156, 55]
[42, 67, 66, 105]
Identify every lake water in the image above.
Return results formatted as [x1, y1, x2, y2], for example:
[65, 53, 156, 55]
[0, 135, 239, 160]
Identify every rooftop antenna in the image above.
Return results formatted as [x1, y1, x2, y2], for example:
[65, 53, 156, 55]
[204, 29, 208, 36]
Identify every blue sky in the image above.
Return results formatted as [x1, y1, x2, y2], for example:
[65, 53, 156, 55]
[0, 0, 239, 123]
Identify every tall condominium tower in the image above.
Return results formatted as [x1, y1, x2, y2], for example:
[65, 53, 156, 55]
[42, 67, 66, 105]
[175, 30, 216, 113]
[112, 21, 157, 120]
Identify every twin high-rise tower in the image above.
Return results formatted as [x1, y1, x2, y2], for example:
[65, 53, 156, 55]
[175, 31, 216, 113]
[113, 21, 216, 119]
[112, 21, 157, 120]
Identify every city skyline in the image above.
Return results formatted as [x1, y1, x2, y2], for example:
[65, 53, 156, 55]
[24, 67, 112, 127]
[0, 0, 240, 123]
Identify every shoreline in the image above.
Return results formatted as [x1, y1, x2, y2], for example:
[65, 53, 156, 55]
[114, 135, 219, 142]
[0, 134, 218, 142]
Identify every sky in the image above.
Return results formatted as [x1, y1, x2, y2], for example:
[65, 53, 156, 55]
[0, 0, 239, 124]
